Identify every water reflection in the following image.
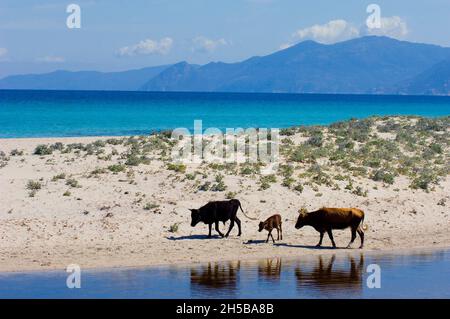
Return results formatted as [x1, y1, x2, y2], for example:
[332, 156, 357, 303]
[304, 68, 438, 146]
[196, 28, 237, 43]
[295, 254, 365, 295]
[0, 250, 449, 298]
[258, 258, 282, 282]
[190, 261, 240, 296]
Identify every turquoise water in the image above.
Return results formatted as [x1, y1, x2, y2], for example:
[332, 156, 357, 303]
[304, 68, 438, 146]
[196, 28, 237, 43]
[0, 90, 449, 138]
[0, 250, 449, 298]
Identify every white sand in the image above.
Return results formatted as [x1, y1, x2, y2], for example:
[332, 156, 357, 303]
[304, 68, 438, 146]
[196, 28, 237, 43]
[0, 135, 449, 273]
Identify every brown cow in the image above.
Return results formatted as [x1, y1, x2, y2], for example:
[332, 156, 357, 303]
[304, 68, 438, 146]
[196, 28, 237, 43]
[258, 214, 283, 243]
[295, 207, 367, 248]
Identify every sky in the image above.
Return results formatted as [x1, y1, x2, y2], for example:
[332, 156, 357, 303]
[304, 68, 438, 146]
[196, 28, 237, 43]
[0, 0, 449, 77]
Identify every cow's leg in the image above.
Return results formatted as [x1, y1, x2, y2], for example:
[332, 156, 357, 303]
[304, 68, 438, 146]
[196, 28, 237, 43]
[266, 231, 271, 243]
[327, 229, 337, 248]
[357, 227, 364, 249]
[270, 231, 276, 243]
[276, 227, 280, 240]
[346, 227, 357, 248]
[235, 217, 242, 236]
[215, 220, 224, 237]
[280, 224, 283, 240]
[225, 219, 235, 237]
[316, 231, 324, 247]
[208, 223, 212, 238]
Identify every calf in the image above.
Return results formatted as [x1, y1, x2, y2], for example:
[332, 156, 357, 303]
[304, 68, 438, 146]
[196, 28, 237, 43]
[295, 207, 366, 248]
[258, 214, 283, 243]
[190, 199, 250, 238]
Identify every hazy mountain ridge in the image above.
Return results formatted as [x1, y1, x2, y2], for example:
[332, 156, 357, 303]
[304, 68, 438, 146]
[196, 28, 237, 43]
[0, 65, 169, 91]
[393, 58, 450, 95]
[1, 36, 449, 95]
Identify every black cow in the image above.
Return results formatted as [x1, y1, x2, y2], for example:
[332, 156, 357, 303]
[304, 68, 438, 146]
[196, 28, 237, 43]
[190, 199, 247, 238]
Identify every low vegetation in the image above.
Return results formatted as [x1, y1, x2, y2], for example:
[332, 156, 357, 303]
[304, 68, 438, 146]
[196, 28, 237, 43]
[11, 116, 447, 201]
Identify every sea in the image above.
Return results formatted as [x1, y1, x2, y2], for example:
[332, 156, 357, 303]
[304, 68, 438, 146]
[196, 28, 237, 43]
[0, 90, 449, 138]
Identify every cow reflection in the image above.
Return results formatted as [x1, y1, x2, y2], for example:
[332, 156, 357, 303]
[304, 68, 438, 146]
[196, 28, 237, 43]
[190, 261, 240, 294]
[295, 254, 364, 293]
[258, 258, 282, 281]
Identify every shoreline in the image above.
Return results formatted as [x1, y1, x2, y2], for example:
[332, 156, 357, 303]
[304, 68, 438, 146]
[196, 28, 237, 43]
[1, 115, 449, 141]
[1, 244, 449, 274]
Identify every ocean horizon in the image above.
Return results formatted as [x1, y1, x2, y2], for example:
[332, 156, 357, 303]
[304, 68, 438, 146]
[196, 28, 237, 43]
[0, 90, 449, 138]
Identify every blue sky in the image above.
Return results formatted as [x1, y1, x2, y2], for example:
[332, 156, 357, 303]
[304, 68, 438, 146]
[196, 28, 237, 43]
[0, 0, 449, 77]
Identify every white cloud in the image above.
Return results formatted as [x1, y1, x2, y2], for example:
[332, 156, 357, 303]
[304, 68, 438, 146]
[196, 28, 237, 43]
[191, 36, 228, 53]
[291, 19, 360, 44]
[0, 47, 7, 58]
[36, 55, 65, 63]
[117, 37, 173, 57]
[281, 16, 409, 49]
[365, 16, 408, 39]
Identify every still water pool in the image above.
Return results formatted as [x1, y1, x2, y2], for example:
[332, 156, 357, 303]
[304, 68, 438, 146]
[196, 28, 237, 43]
[0, 249, 449, 298]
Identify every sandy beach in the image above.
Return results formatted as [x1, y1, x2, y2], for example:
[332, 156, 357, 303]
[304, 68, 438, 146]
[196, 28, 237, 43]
[0, 116, 449, 273]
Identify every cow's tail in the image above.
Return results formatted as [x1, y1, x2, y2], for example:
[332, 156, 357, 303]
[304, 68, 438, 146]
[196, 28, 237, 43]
[361, 213, 368, 231]
[237, 200, 258, 220]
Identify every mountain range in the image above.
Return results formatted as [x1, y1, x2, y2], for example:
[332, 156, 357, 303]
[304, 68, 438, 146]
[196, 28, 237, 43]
[0, 65, 168, 91]
[1, 36, 449, 95]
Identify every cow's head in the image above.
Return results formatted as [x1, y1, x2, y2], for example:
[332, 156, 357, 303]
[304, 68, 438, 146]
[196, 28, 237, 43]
[258, 221, 265, 232]
[295, 208, 309, 229]
[190, 209, 201, 227]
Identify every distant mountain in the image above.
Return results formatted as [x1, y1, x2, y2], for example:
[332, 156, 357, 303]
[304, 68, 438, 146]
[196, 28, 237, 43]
[394, 58, 450, 95]
[1, 36, 449, 95]
[142, 36, 450, 94]
[0, 65, 169, 91]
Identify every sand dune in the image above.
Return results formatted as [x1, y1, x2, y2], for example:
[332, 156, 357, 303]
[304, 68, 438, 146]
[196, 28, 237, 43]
[0, 116, 449, 272]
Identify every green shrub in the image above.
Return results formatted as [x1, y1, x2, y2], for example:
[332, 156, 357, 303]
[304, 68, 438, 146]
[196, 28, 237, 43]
[410, 169, 438, 191]
[10, 149, 24, 156]
[52, 173, 66, 181]
[34, 144, 53, 155]
[211, 181, 227, 192]
[352, 186, 368, 197]
[198, 181, 211, 191]
[282, 177, 295, 188]
[290, 146, 307, 162]
[90, 168, 107, 175]
[261, 174, 277, 183]
[106, 138, 123, 145]
[167, 163, 186, 173]
[144, 202, 160, 211]
[371, 170, 395, 184]
[125, 154, 150, 166]
[66, 178, 81, 188]
[169, 222, 181, 233]
[240, 165, 258, 175]
[108, 164, 126, 173]
[280, 127, 297, 136]
[306, 134, 323, 147]
[26, 180, 42, 190]
[50, 142, 64, 151]
[428, 143, 443, 154]
[93, 140, 106, 148]
[294, 184, 304, 193]
[210, 174, 227, 192]
[226, 191, 237, 199]
[259, 181, 271, 190]
[278, 164, 294, 178]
